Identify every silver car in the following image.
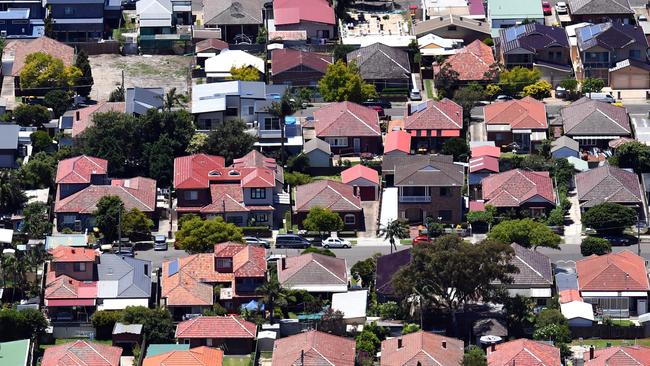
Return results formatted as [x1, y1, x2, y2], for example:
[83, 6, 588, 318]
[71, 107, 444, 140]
[244, 236, 270, 248]
[322, 237, 352, 249]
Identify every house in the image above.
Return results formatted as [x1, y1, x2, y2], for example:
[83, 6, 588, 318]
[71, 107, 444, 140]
[253, 103, 303, 153]
[497, 24, 572, 87]
[376, 249, 411, 302]
[41, 340, 122, 366]
[43, 0, 105, 41]
[173, 151, 285, 227]
[0, 4, 44, 38]
[384, 130, 411, 156]
[96, 254, 152, 310]
[609, 58, 650, 90]
[201, 0, 264, 43]
[63, 102, 126, 140]
[136, 0, 173, 42]
[272, 0, 335, 41]
[560, 300, 595, 327]
[382, 154, 464, 224]
[175, 316, 257, 354]
[402, 99, 462, 152]
[310, 101, 381, 155]
[303, 138, 331, 168]
[272, 331, 356, 366]
[576, 23, 648, 85]
[125, 87, 164, 115]
[0, 124, 19, 168]
[560, 97, 632, 148]
[486, 339, 561, 366]
[487, 0, 544, 37]
[161, 242, 267, 316]
[575, 165, 644, 212]
[551, 136, 580, 159]
[347, 43, 411, 93]
[194, 38, 229, 67]
[584, 346, 650, 365]
[277, 253, 348, 293]
[567, 0, 634, 23]
[576, 251, 649, 317]
[293, 180, 363, 230]
[417, 34, 464, 57]
[481, 169, 556, 216]
[436, 40, 495, 83]
[49, 246, 97, 281]
[422, 0, 472, 18]
[143, 346, 223, 366]
[468, 155, 499, 200]
[472, 319, 507, 346]
[485, 97, 547, 153]
[0, 339, 30, 366]
[504, 244, 554, 305]
[204, 50, 265, 81]
[270, 48, 332, 86]
[414, 15, 491, 44]
[380, 331, 464, 366]
[7, 36, 74, 82]
[341, 164, 380, 201]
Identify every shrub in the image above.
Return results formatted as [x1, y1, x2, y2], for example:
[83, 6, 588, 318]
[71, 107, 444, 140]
[91, 310, 122, 339]
[546, 207, 564, 227]
[580, 236, 612, 256]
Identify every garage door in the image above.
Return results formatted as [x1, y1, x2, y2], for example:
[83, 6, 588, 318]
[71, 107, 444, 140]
[611, 71, 649, 90]
[359, 186, 376, 201]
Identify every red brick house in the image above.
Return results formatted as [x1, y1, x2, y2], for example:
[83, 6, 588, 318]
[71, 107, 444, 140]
[481, 169, 556, 216]
[272, 331, 356, 366]
[380, 331, 463, 366]
[175, 316, 257, 354]
[270, 49, 332, 87]
[403, 98, 463, 152]
[484, 97, 548, 152]
[273, 0, 335, 41]
[584, 346, 650, 365]
[311, 102, 382, 155]
[436, 40, 496, 83]
[487, 339, 560, 366]
[293, 180, 363, 230]
[41, 340, 122, 366]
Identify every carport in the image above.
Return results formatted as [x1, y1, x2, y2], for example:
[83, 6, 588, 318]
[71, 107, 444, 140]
[341, 164, 380, 201]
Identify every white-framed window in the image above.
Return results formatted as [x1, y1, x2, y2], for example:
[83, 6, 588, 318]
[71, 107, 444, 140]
[254, 213, 268, 222]
[325, 137, 348, 147]
[263, 117, 281, 130]
[344, 214, 356, 225]
[184, 190, 198, 201]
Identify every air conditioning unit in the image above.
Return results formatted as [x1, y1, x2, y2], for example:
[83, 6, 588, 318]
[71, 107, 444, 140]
[220, 287, 233, 300]
[1, 31, 7, 37]
[74, 220, 82, 232]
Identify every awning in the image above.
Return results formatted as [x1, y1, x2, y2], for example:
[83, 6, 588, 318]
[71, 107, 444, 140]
[47, 299, 95, 307]
[486, 124, 511, 132]
[512, 129, 532, 134]
[441, 129, 460, 137]
[530, 131, 547, 141]
[572, 136, 620, 140]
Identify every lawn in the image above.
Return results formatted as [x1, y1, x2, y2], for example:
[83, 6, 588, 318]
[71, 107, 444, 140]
[40, 338, 112, 350]
[424, 79, 434, 99]
[223, 355, 253, 366]
[571, 338, 650, 348]
[313, 175, 341, 181]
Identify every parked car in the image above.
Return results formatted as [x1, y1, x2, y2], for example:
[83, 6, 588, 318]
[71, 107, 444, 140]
[555, 86, 567, 99]
[412, 235, 432, 245]
[362, 98, 392, 109]
[275, 234, 311, 248]
[597, 234, 637, 246]
[368, 105, 385, 117]
[587, 93, 615, 103]
[495, 95, 513, 102]
[244, 236, 270, 248]
[409, 89, 422, 101]
[154, 235, 168, 251]
[555, 1, 567, 13]
[266, 253, 286, 262]
[115, 245, 134, 257]
[322, 237, 352, 248]
[542, 1, 552, 15]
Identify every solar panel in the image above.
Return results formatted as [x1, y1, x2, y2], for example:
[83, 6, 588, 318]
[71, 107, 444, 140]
[504, 27, 518, 42]
[411, 101, 428, 114]
[168, 259, 179, 276]
[555, 273, 578, 291]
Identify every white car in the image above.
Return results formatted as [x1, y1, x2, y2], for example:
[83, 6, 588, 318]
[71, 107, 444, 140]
[243, 236, 270, 248]
[555, 2, 567, 13]
[322, 237, 352, 249]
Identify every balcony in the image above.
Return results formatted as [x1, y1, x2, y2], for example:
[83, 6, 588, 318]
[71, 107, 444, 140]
[258, 129, 282, 139]
[399, 196, 431, 203]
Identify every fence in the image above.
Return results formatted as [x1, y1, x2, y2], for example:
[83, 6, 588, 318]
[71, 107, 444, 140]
[570, 323, 650, 339]
[68, 41, 121, 55]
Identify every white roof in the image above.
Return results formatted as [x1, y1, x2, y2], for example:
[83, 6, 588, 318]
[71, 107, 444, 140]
[0, 228, 13, 244]
[423, 0, 468, 8]
[204, 50, 264, 74]
[332, 290, 368, 319]
[25, 188, 49, 205]
[561, 301, 594, 321]
[418, 34, 463, 56]
[191, 82, 229, 114]
[136, 0, 172, 27]
[342, 35, 416, 48]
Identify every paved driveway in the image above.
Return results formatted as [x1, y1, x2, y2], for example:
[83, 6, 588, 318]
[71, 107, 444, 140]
[360, 200, 379, 238]
[379, 187, 398, 228]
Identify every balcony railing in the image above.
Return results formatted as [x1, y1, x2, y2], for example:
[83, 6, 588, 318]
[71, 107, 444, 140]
[399, 196, 431, 203]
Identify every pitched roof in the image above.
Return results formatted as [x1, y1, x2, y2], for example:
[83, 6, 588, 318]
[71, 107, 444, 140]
[384, 130, 411, 154]
[175, 316, 257, 339]
[404, 98, 463, 130]
[471, 145, 501, 158]
[575, 165, 643, 207]
[42, 341, 122, 366]
[0, 339, 30, 366]
[54, 177, 157, 214]
[469, 155, 499, 174]
[271, 48, 332, 75]
[303, 137, 332, 154]
[414, 14, 490, 37]
[202, 0, 264, 25]
[561, 97, 631, 136]
[551, 136, 579, 153]
[376, 249, 411, 296]
[277, 253, 348, 287]
[70, 102, 126, 138]
[313, 101, 381, 137]
[11, 36, 74, 76]
[273, 0, 335, 26]
[347, 43, 411, 80]
[55, 155, 108, 184]
[576, 251, 649, 291]
[441, 40, 495, 81]
[498, 23, 569, 55]
[97, 254, 152, 299]
[173, 154, 226, 189]
[271, 330, 356, 366]
[50, 246, 97, 262]
[482, 169, 555, 207]
[487, 339, 561, 366]
[143, 346, 224, 366]
[568, 0, 633, 15]
[45, 274, 98, 300]
[380, 331, 464, 366]
[484, 97, 547, 130]
[509, 243, 553, 286]
[294, 179, 362, 212]
[559, 289, 583, 303]
[341, 164, 379, 185]
[214, 242, 266, 277]
[126, 87, 164, 115]
[385, 154, 464, 187]
[584, 346, 650, 366]
[576, 22, 645, 52]
[195, 38, 229, 53]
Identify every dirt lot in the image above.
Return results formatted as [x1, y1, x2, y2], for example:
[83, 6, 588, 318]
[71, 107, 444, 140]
[89, 54, 191, 102]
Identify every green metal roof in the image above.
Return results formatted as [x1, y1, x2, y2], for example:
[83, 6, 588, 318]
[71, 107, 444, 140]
[145, 344, 190, 357]
[488, 0, 544, 19]
[0, 339, 30, 366]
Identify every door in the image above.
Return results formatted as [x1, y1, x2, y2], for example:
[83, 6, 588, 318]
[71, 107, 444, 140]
[353, 138, 361, 153]
[638, 299, 647, 315]
[359, 186, 376, 201]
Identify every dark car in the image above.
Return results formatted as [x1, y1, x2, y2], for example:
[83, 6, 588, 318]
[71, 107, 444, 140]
[275, 234, 311, 249]
[598, 234, 637, 246]
[368, 105, 385, 116]
[363, 99, 392, 109]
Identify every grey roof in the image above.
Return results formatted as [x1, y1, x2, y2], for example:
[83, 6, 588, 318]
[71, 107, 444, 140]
[508, 243, 553, 286]
[202, 0, 264, 25]
[347, 43, 410, 80]
[303, 138, 331, 155]
[278, 253, 348, 288]
[472, 318, 507, 337]
[126, 87, 164, 115]
[550, 135, 579, 153]
[576, 23, 646, 52]
[113, 322, 143, 335]
[555, 272, 578, 291]
[0, 124, 19, 150]
[498, 23, 569, 55]
[567, 0, 633, 15]
[376, 248, 411, 296]
[561, 97, 631, 136]
[383, 154, 464, 187]
[414, 14, 490, 37]
[575, 164, 643, 207]
[97, 254, 152, 298]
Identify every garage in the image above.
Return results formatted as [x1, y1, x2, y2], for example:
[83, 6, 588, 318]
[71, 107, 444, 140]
[358, 186, 377, 201]
[341, 165, 380, 201]
[609, 59, 650, 90]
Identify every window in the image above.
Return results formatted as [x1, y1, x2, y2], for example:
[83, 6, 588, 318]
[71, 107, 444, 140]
[248, 106, 254, 115]
[12, 20, 27, 24]
[250, 188, 266, 199]
[226, 107, 238, 116]
[325, 137, 348, 147]
[402, 186, 426, 196]
[263, 117, 281, 130]
[530, 207, 545, 217]
[64, 6, 74, 15]
[438, 210, 452, 221]
[447, 25, 457, 31]
[344, 214, 356, 225]
[216, 258, 233, 268]
[254, 213, 268, 222]
[63, 215, 76, 224]
[439, 187, 452, 197]
[73, 262, 86, 272]
[228, 170, 240, 176]
[630, 49, 642, 60]
[184, 190, 198, 201]
[320, 29, 330, 38]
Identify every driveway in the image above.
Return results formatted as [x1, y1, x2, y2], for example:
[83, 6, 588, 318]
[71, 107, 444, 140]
[563, 190, 583, 245]
[360, 200, 380, 238]
[379, 187, 398, 228]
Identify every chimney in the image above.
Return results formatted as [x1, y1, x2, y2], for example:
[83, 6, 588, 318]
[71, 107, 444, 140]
[71, 249, 76, 254]
[407, 104, 412, 116]
[75, 111, 80, 121]
[442, 340, 446, 349]
[490, 343, 496, 353]
[397, 338, 403, 349]
[281, 257, 287, 270]
[589, 345, 595, 360]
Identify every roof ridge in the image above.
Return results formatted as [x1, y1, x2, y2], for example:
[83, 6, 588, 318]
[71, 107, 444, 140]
[377, 48, 410, 73]
[312, 256, 346, 284]
[326, 185, 361, 210]
[515, 253, 548, 283]
[310, 346, 336, 366]
[348, 106, 381, 136]
[230, 315, 255, 337]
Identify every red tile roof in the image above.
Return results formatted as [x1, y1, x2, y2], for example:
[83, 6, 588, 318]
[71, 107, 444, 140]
[584, 345, 650, 365]
[174, 154, 227, 189]
[232, 150, 277, 170]
[469, 155, 499, 173]
[471, 145, 501, 158]
[271, 330, 355, 366]
[12, 36, 74, 76]
[380, 331, 464, 366]
[55, 155, 108, 184]
[559, 289, 582, 304]
[241, 168, 275, 188]
[441, 40, 495, 81]
[45, 274, 98, 301]
[294, 179, 361, 212]
[487, 339, 560, 366]
[144, 346, 223, 366]
[484, 97, 547, 130]
[54, 177, 157, 214]
[175, 316, 256, 339]
[71, 102, 126, 138]
[195, 38, 229, 53]
[384, 130, 411, 154]
[575, 165, 643, 208]
[50, 246, 97, 262]
[313, 102, 381, 137]
[277, 253, 348, 287]
[576, 251, 649, 292]
[404, 98, 462, 130]
[469, 200, 485, 212]
[341, 164, 379, 185]
[273, 0, 335, 26]
[271, 48, 332, 75]
[42, 340, 122, 366]
[481, 169, 555, 207]
[214, 242, 267, 277]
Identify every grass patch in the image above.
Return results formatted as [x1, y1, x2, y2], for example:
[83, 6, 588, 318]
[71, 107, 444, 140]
[260, 352, 273, 359]
[571, 338, 650, 348]
[612, 319, 635, 327]
[223, 355, 253, 366]
[288, 312, 298, 319]
[313, 175, 341, 181]
[424, 79, 434, 99]
[400, 239, 412, 245]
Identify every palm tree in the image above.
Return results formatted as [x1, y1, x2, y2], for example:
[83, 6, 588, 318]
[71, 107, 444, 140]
[161, 88, 187, 111]
[380, 219, 410, 253]
[1, 254, 18, 301]
[256, 277, 295, 324]
[266, 90, 296, 164]
[0, 170, 26, 215]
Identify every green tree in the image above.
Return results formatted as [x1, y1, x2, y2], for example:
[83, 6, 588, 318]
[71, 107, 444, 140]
[145, 134, 175, 187]
[546, 207, 565, 227]
[319, 308, 346, 336]
[488, 219, 561, 249]
[256, 277, 295, 324]
[91, 310, 123, 339]
[301, 246, 336, 257]
[0, 170, 26, 214]
[205, 119, 256, 165]
[559, 79, 578, 92]
[377, 301, 400, 319]
[401, 323, 420, 334]
[21, 202, 51, 239]
[332, 43, 354, 62]
[356, 330, 381, 357]
[121, 208, 154, 242]
[435, 63, 459, 97]
[453, 84, 484, 122]
[466, 205, 496, 226]
[424, 216, 444, 238]
[160, 87, 187, 111]
[284, 171, 312, 186]
[0, 307, 48, 341]
[610, 141, 650, 173]
[230, 66, 260, 81]
[266, 89, 297, 164]
[287, 153, 310, 173]
[441, 137, 469, 161]
[503, 295, 536, 338]
[43, 89, 72, 118]
[380, 219, 409, 253]
[18, 152, 57, 189]
[351, 253, 380, 289]
[302, 206, 344, 237]
[30, 130, 52, 152]
[485, 84, 501, 100]
[498, 66, 541, 96]
[120, 306, 175, 344]
[256, 26, 267, 44]
[581, 77, 605, 94]
[109, 85, 125, 102]
[94, 195, 124, 243]
[186, 133, 209, 154]
[523, 80, 552, 99]
[464, 346, 487, 366]
[20, 52, 82, 89]
[582, 203, 637, 234]
[319, 60, 377, 103]
[74, 49, 93, 97]
[580, 236, 612, 256]
[14, 104, 50, 128]
[175, 215, 243, 253]
[533, 308, 571, 358]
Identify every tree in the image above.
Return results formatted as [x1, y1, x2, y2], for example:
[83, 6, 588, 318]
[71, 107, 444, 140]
[485, 84, 501, 100]
[91, 310, 122, 339]
[581, 77, 605, 94]
[256, 26, 267, 44]
[523, 80, 552, 99]
[267, 89, 297, 164]
[94, 195, 124, 243]
[145, 134, 175, 187]
[351, 254, 380, 289]
[18, 152, 57, 189]
[256, 277, 295, 324]
[380, 219, 409, 253]
[434, 63, 459, 98]
[109, 85, 125, 102]
[301, 246, 336, 257]
[463, 346, 487, 366]
[0, 170, 26, 214]
[319, 60, 377, 103]
[284, 171, 312, 186]
[230, 66, 260, 81]
[121, 208, 154, 242]
[503, 295, 536, 338]
[424, 216, 444, 238]
[302, 207, 344, 237]
[356, 330, 381, 360]
[441, 137, 470, 161]
[319, 308, 346, 336]
[453, 85, 484, 122]
[610, 141, 650, 173]
[332, 43, 354, 62]
[580, 236, 611, 256]
[401, 323, 420, 334]
[121, 306, 175, 344]
[483, 37, 494, 46]
[488, 219, 561, 249]
[30, 130, 52, 152]
[161, 87, 187, 111]
[75, 49, 93, 97]
[43, 90, 72, 118]
[22, 202, 51, 239]
[175, 215, 243, 253]
[20, 52, 82, 89]
[498, 66, 541, 96]
[205, 119, 256, 165]
[287, 153, 310, 173]
[559, 79, 578, 93]
[186, 133, 208, 154]
[546, 207, 565, 227]
[14, 104, 50, 128]
[582, 203, 637, 234]
[0, 307, 48, 341]
[533, 308, 571, 358]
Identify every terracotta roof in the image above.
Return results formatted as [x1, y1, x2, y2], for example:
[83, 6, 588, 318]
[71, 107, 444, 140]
[214, 242, 266, 277]
[50, 246, 97, 262]
[441, 40, 495, 81]
[471, 145, 501, 158]
[200, 185, 249, 213]
[608, 137, 634, 149]
[70, 102, 126, 138]
[487, 339, 560, 366]
[12, 36, 74, 76]
[55, 155, 108, 184]
[469, 155, 499, 173]
[54, 177, 157, 214]
[271, 48, 332, 75]
[576, 165, 643, 208]
[313, 102, 381, 137]
[143, 346, 224, 366]
[273, 0, 335, 26]
[484, 97, 547, 130]
[271, 330, 355, 366]
[384, 130, 411, 154]
[175, 316, 256, 339]
[404, 98, 462, 130]
[195, 38, 229, 53]
[41, 340, 122, 366]
[277, 253, 348, 288]
[45, 274, 98, 300]
[561, 97, 631, 136]
[174, 154, 227, 189]
[559, 289, 582, 303]
[577, 251, 649, 291]
[241, 168, 275, 188]
[482, 169, 555, 207]
[584, 345, 650, 365]
[380, 331, 464, 366]
[341, 164, 379, 185]
[232, 150, 277, 171]
[294, 180, 361, 212]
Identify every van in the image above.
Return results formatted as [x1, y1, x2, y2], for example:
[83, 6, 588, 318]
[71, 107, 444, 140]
[275, 234, 311, 249]
[410, 74, 422, 101]
[587, 92, 615, 103]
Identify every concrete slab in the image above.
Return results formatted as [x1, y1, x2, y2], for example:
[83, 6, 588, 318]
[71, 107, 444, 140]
[379, 187, 398, 228]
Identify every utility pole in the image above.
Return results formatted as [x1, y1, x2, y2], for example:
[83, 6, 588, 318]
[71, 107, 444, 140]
[638, 214, 642, 256]
[117, 209, 122, 254]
